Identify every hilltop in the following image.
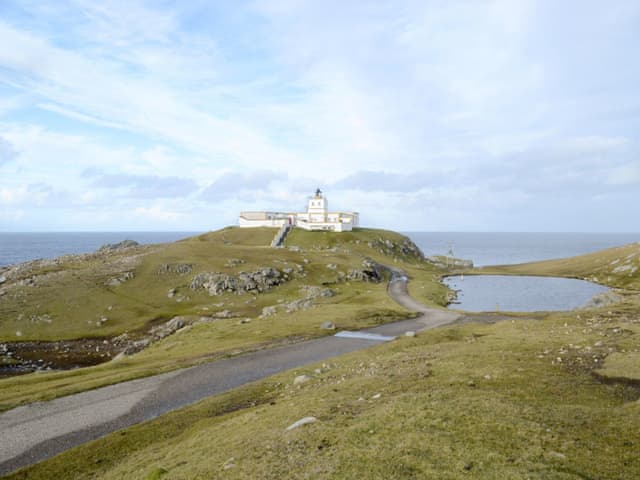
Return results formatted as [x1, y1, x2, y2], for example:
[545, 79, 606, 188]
[0, 227, 446, 410]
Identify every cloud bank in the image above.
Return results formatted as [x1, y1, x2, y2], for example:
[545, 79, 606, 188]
[0, 0, 638, 231]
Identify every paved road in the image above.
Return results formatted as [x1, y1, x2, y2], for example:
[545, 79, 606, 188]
[0, 270, 459, 476]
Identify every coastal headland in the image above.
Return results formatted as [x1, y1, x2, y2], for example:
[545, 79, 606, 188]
[1, 228, 639, 478]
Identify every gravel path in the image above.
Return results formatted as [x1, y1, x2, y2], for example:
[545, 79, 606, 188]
[0, 268, 459, 476]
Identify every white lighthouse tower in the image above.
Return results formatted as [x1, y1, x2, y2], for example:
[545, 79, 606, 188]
[307, 188, 328, 223]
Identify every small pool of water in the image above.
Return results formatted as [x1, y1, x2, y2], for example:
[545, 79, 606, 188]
[443, 275, 609, 312]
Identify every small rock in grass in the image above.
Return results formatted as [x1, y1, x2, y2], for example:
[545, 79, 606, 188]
[371, 393, 381, 400]
[238, 318, 252, 324]
[467, 380, 476, 387]
[293, 374, 313, 385]
[320, 321, 336, 330]
[286, 416, 318, 431]
[261, 306, 277, 318]
[405, 331, 416, 337]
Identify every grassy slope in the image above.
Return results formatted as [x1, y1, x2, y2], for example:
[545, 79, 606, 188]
[474, 241, 640, 290]
[0, 227, 444, 411]
[7, 311, 640, 479]
[6, 235, 640, 479]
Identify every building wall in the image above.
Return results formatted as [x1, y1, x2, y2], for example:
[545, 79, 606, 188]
[238, 195, 358, 231]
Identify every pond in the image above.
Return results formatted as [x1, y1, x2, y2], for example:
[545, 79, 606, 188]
[443, 275, 609, 312]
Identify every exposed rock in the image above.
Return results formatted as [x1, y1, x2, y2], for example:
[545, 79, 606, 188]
[238, 318, 252, 324]
[582, 291, 622, 309]
[157, 263, 193, 275]
[225, 258, 245, 267]
[97, 240, 139, 252]
[320, 321, 336, 330]
[285, 299, 312, 312]
[371, 393, 382, 399]
[293, 374, 313, 385]
[326, 263, 337, 270]
[213, 310, 233, 318]
[190, 267, 285, 296]
[0, 275, 6, 284]
[261, 306, 277, 317]
[149, 316, 186, 341]
[343, 258, 387, 283]
[105, 271, 134, 286]
[367, 237, 425, 260]
[286, 416, 318, 431]
[405, 331, 416, 337]
[302, 286, 335, 299]
[167, 288, 176, 298]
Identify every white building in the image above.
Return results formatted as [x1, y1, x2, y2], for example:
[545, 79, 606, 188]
[239, 189, 359, 232]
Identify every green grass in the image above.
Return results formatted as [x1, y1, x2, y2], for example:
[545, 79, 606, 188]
[0, 227, 440, 411]
[0, 227, 437, 342]
[7, 310, 640, 479]
[4, 232, 640, 478]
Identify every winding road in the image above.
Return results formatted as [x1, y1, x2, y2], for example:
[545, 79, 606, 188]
[0, 269, 460, 476]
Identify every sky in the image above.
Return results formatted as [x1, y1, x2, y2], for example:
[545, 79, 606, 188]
[0, 0, 639, 232]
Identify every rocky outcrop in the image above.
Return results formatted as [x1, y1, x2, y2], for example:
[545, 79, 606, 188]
[105, 271, 134, 286]
[425, 256, 474, 269]
[367, 236, 424, 261]
[582, 291, 622, 309]
[156, 263, 193, 275]
[336, 258, 388, 283]
[97, 240, 140, 252]
[190, 267, 285, 296]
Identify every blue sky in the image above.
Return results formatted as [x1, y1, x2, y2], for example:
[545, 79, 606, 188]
[0, 0, 639, 232]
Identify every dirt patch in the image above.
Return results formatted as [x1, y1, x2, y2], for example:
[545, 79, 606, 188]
[0, 338, 121, 377]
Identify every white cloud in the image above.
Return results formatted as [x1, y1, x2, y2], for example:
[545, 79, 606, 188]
[0, 1, 639, 231]
[133, 205, 185, 222]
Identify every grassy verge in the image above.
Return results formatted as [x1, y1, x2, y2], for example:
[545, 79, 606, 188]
[7, 307, 640, 479]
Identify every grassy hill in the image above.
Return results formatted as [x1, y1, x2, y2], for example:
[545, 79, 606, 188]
[3, 233, 640, 478]
[0, 227, 445, 411]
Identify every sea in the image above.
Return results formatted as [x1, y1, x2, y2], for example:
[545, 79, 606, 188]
[406, 232, 640, 267]
[0, 232, 200, 267]
[0, 231, 638, 268]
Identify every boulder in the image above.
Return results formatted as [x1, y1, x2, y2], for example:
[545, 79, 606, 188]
[260, 306, 277, 317]
[285, 299, 312, 313]
[320, 321, 336, 330]
[293, 374, 313, 385]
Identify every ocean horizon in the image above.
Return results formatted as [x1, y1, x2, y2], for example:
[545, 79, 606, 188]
[1, 230, 638, 268]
